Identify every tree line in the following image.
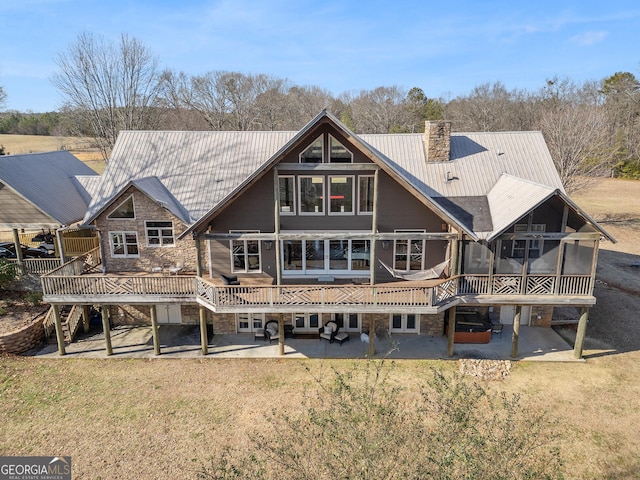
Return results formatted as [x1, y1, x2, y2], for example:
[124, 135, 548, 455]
[1, 32, 639, 191]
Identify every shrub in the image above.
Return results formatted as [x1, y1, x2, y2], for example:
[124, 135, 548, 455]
[197, 361, 563, 480]
[0, 260, 17, 290]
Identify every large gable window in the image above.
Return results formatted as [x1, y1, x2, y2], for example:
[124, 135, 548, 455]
[300, 136, 323, 163]
[146, 221, 175, 247]
[107, 195, 135, 219]
[299, 176, 324, 214]
[329, 135, 352, 163]
[109, 231, 139, 258]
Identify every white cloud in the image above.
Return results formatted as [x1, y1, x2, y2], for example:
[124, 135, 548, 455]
[570, 30, 608, 46]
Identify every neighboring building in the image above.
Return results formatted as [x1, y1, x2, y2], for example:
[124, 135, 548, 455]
[0, 150, 100, 273]
[41, 111, 613, 357]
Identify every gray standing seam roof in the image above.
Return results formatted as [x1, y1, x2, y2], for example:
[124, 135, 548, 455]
[84, 117, 609, 242]
[0, 150, 98, 227]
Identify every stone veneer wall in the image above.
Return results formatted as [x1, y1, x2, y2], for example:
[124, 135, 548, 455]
[530, 306, 553, 327]
[425, 120, 451, 162]
[94, 187, 197, 274]
[109, 304, 211, 327]
[0, 317, 45, 354]
[421, 312, 445, 336]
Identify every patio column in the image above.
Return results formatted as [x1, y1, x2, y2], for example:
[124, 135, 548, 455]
[278, 316, 285, 356]
[82, 305, 90, 334]
[150, 305, 161, 356]
[511, 306, 522, 358]
[573, 307, 589, 359]
[199, 306, 209, 356]
[52, 304, 66, 356]
[447, 307, 456, 357]
[101, 305, 113, 356]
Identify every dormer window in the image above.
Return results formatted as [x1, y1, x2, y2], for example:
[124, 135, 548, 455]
[299, 134, 353, 163]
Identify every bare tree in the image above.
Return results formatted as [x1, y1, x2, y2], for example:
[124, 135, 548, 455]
[51, 32, 162, 160]
[349, 86, 411, 133]
[0, 85, 6, 110]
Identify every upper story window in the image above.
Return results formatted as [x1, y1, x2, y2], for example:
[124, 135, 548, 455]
[329, 176, 354, 214]
[279, 176, 296, 215]
[299, 134, 353, 163]
[230, 230, 261, 273]
[107, 195, 135, 219]
[299, 176, 325, 214]
[358, 176, 374, 214]
[146, 221, 175, 247]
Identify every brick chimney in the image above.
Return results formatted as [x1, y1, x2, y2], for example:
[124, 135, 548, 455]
[425, 120, 451, 162]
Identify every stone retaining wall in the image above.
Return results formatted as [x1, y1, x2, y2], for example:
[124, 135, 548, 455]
[0, 317, 45, 355]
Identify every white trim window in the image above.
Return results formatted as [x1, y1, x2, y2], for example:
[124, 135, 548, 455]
[109, 231, 139, 258]
[107, 195, 135, 219]
[393, 230, 425, 271]
[293, 312, 320, 331]
[145, 221, 175, 247]
[230, 230, 261, 273]
[328, 176, 354, 215]
[390, 313, 419, 333]
[358, 175, 374, 215]
[512, 224, 545, 258]
[237, 313, 265, 333]
[300, 136, 323, 163]
[299, 176, 325, 214]
[282, 237, 370, 275]
[332, 313, 361, 332]
[329, 135, 353, 163]
[278, 176, 296, 215]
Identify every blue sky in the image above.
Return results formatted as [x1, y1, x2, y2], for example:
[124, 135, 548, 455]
[1, 0, 639, 112]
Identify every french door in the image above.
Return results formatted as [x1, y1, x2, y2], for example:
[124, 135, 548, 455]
[283, 238, 370, 275]
[390, 313, 419, 333]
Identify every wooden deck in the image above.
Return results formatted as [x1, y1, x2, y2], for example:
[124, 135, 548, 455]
[39, 246, 596, 311]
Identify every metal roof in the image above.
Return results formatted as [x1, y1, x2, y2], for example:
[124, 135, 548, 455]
[0, 151, 98, 228]
[84, 114, 610, 242]
[84, 130, 297, 224]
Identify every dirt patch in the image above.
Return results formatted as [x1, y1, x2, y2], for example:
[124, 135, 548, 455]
[0, 291, 48, 334]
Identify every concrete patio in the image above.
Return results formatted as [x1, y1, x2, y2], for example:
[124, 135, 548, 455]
[33, 324, 581, 362]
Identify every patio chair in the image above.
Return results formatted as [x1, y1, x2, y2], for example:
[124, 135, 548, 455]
[317, 321, 346, 345]
[168, 261, 184, 275]
[221, 274, 240, 285]
[264, 320, 280, 344]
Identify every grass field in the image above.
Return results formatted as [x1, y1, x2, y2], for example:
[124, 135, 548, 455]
[0, 134, 106, 173]
[0, 136, 639, 479]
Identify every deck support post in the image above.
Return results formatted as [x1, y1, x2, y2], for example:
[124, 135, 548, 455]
[368, 316, 376, 357]
[11, 228, 25, 275]
[101, 305, 113, 356]
[511, 306, 522, 358]
[52, 304, 66, 356]
[199, 306, 209, 356]
[447, 307, 456, 357]
[82, 305, 91, 334]
[573, 307, 589, 359]
[150, 305, 161, 356]
[278, 316, 285, 356]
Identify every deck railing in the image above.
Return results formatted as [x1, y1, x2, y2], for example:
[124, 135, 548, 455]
[196, 279, 440, 311]
[42, 274, 195, 297]
[457, 274, 593, 296]
[6, 258, 61, 275]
